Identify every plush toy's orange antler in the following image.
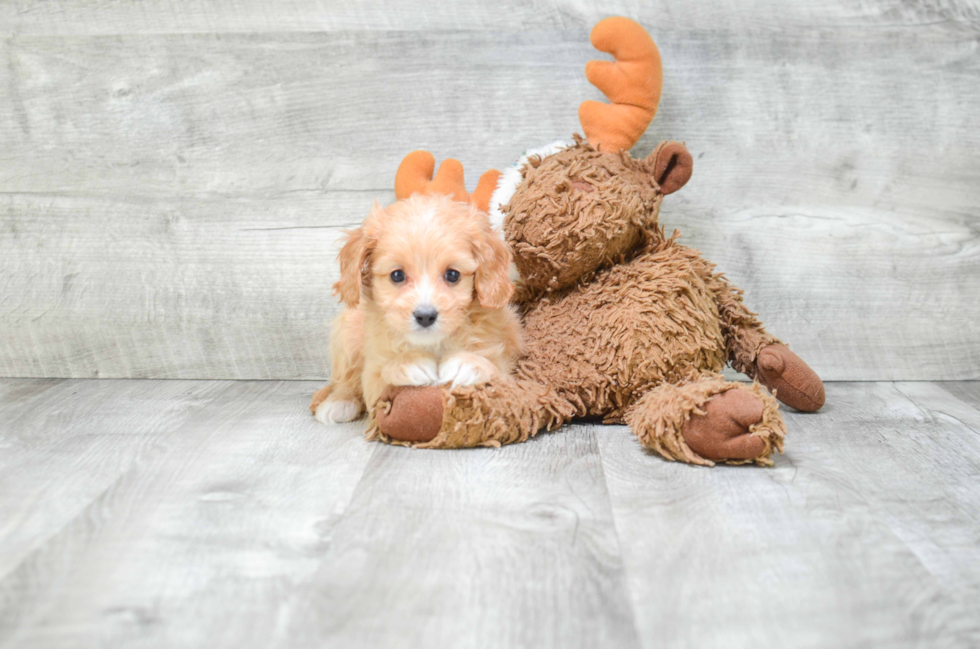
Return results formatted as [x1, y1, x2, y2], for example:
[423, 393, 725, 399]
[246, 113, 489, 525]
[395, 150, 501, 214]
[579, 17, 663, 152]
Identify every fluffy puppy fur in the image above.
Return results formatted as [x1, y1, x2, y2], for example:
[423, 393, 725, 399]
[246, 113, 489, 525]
[311, 193, 522, 424]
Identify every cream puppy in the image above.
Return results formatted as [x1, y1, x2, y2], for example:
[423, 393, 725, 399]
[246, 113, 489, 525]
[311, 193, 522, 424]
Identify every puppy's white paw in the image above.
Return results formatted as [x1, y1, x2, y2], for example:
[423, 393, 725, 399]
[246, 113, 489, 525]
[384, 359, 439, 387]
[438, 356, 495, 388]
[315, 399, 362, 424]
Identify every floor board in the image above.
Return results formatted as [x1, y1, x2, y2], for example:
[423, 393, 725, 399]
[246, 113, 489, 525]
[0, 380, 978, 647]
[0, 380, 375, 648]
[597, 383, 980, 648]
[0, 379, 231, 581]
[280, 427, 640, 649]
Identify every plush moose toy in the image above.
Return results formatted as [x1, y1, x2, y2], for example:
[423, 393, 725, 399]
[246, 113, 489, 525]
[319, 16, 825, 466]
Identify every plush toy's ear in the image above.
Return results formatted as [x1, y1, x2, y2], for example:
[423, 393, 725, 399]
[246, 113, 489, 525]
[648, 140, 693, 195]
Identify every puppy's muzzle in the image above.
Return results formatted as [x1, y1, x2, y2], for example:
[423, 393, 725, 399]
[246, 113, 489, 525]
[413, 306, 438, 328]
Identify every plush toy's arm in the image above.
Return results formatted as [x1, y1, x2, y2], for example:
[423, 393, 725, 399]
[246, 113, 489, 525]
[371, 378, 574, 448]
[703, 272, 779, 375]
[704, 271, 826, 412]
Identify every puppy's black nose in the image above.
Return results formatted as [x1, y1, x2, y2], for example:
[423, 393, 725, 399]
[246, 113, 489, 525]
[413, 306, 438, 328]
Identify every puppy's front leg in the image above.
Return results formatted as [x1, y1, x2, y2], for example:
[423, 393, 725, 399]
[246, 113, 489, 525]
[381, 356, 439, 387]
[438, 352, 499, 389]
[311, 309, 366, 425]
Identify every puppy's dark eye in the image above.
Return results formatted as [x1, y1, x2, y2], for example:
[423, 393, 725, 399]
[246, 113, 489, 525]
[390, 269, 406, 284]
[444, 269, 461, 284]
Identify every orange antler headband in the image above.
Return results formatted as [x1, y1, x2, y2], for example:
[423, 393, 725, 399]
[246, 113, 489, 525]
[394, 150, 501, 214]
[578, 17, 663, 152]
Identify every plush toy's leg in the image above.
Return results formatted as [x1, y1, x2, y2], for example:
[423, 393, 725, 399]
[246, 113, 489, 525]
[706, 273, 825, 412]
[371, 379, 574, 449]
[754, 344, 825, 412]
[626, 372, 786, 467]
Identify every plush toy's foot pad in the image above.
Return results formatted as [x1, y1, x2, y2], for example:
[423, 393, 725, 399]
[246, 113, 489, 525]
[756, 344, 825, 412]
[682, 389, 768, 462]
[375, 385, 445, 443]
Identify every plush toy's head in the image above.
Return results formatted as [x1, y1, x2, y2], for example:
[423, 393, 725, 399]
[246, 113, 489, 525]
[502, 17, 693, 292]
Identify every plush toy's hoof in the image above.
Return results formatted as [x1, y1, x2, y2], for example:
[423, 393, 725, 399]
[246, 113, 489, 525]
[375, 385, 444, 443]
[756, 344, 825, 413]
[682, 389, 768, 462]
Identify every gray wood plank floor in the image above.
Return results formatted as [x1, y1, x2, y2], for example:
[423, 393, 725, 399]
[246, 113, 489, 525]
[1, 379, 978, 648]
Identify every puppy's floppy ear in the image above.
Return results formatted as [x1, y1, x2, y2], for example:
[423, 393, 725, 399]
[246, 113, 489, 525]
[333, 226, 371, 307]
[473, 226, 514, 309]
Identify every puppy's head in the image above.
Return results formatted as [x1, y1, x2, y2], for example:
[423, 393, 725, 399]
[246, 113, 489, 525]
[334, 193, 513, 346]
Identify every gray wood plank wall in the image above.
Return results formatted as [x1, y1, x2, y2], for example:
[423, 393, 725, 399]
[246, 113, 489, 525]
[1, 1, 978, 380]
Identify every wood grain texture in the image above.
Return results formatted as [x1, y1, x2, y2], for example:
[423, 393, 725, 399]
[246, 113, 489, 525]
[1, 2, 978, 379]
[888, 381, 980, 599]
[596, 382, 980, 648]
[0, 193, 367, 379]
[0, 377, 63, 407]
[0, 380, 639, 648]
[2, 379, 980, 647]
[933, 381, 980, 422]
[0, 379, 376, 648]
[0, 380, 231, 580]
[3, 0, 979, 34]
[280, 427, 639, 649]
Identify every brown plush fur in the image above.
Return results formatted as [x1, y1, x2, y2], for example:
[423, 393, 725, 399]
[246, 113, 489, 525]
[369, 138, 820, 465]
[373, 378, 573, 449]
[507, 141, 782, 425]
[359, 17, 824, 465]
[506, 136, 662, 293]
[626, 375, 785, 467]
[516, 230, 729, 423]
